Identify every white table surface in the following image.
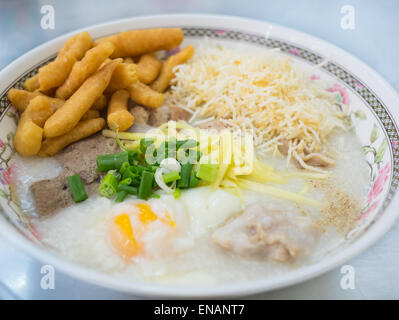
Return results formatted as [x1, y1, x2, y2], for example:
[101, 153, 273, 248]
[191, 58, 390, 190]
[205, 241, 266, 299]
[0, 0, 398, 299]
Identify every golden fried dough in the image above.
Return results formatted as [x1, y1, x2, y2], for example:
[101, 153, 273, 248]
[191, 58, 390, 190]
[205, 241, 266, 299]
[107, 89, 134, 131]
[14, 118, 43, 156]
[25, 96, 64, 127]
[55, 41, 114, 99]
[38, 32, 93, 91]
[151, 45, 194, 92]
[81, 109, 101, 121]
[43, 59, 121, 138]
[95, 28, 183, 58]
[58, 31, 92, 59]
[128, 81, 164, 108]
[23, 74, 40, 92]
[91, 94, 108, 110]
[39, 118, 105, 156]
[124, 57, 134, 64]
[106, 62, 138, 92]
[13, 96, 63, 156]
[137, 53, 162, 84]
[39, 55, 76, 91]
[7, 89, 42, 112]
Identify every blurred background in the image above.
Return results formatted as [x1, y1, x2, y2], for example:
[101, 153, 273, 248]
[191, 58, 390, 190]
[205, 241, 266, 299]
[0, 0, 398, 299]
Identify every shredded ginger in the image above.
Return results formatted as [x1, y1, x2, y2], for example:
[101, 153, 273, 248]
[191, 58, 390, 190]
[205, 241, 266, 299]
[166, 45, 348, 171]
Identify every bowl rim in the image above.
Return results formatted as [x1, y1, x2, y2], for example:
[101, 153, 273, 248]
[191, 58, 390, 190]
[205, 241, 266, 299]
[1, 13, 399, 298]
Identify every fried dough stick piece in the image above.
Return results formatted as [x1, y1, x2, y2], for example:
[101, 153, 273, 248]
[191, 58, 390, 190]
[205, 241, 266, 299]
[23, 74, 40, 92]
[14, 117, 42, 156]
[107, 89, 134, 131]
[137, 53, 163, 84]
[14, 96, 64, 156]
[95, 28, 184, 58]
[58, 31, 93, 58]
[124, 57, 134, 64]
[7, 89, 43, 112]
[38, 32, 93, 91]
[128, 81, 164, 109]
[55, 41, 115, 100]
[91, 94, 108, 110]
[81, 109, 100, 121]
[39, 118, 105, 157]
[106, 62, 138, 92]
[151, 45, 194, 93]
[44, 59, 121, 138]
[27, 96, 64, 126]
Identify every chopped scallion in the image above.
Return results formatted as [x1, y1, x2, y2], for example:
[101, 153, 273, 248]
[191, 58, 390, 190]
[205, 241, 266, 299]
[128, 150, 141, 165]
[140, 138, 154, 153]
[150, 193, 161, 199]
[115, 190, 127, 202]
[119, 177, 132, 185]
[173, 187, 181, 199]
[98, 170, 120, 198]
[196, 164, 218, 183]
[162, 170, 181, 184]
[97, 152, 128, 172]
[138, 170, 154, 200]
[177, 163, 192, 188]
[189, 171, 200, 188]
[176, 139, 199, 149]
[117, 184, 138, 195]
[67, 174, 88, 203]
[119, 161, 129, 175]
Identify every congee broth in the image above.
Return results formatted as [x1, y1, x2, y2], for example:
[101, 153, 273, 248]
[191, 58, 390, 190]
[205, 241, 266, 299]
[8, 28, 369, 285]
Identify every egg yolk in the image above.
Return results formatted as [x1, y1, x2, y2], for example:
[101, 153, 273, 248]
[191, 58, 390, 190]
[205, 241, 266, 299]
[109, 213, 140, 261]
[160, 212, 176, 228]
[110, 203, 178, 261]
[137, 203, 158, 224]
[137, 203, 176, 228]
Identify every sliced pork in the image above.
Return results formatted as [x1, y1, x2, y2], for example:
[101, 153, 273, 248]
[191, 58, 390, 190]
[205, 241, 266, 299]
[212, 204, 319, 262]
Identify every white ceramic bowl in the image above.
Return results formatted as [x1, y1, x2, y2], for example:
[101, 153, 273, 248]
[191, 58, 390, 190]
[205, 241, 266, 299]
[1, 14, 399, 298]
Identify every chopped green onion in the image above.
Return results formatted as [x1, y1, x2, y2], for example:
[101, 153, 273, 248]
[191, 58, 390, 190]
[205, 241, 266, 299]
[128, 150, 141, 165]
[122, 166, 135, 179]
[138, 170, 154, 200]
[189, 171, 200, 188]
[140, 138, 154, 153]
[119, 162, 129, 175]
[173, 187, 181, 199]
[177, 163, 192, 188]
[157, 141, 174, 160]
[67, 174, 88, 203]
[196, 151, 202, 162]
[122, 166, 143, 186]
[146, 165, 159, 173]
[177, 149, 201, 164]
[117, 184, 138, 195]
[119, 177, 132, 185]
[184, 150, 202, 164]
[150, 193, 161, 199]
[196, 164, 218, 183]
[97, 152, 128, 172]
[162, 170, 181, 184]
[176, 139, 199, 149]
[115, 190, 127, 203]
[99, 170, 120, 198]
